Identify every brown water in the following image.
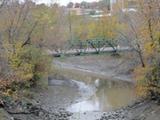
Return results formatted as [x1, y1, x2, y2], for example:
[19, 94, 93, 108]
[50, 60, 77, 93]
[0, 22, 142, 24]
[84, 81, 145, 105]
[49, 68, 135, 113]
[47, 58, 136, 113]
[67, 79, 135, 112]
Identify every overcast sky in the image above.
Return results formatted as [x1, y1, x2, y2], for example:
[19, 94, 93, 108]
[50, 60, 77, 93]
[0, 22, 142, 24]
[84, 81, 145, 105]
[36, 0, 100, 6]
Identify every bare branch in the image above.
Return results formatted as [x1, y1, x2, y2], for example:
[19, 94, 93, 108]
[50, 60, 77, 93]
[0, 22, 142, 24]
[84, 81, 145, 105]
[21, 21, 38, 47]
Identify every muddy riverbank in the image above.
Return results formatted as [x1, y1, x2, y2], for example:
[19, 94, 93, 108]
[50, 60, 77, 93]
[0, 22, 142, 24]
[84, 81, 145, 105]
[53, 54, 136, 82]
[1, 54, 160, 120]
[38, 54, 160, 120]
[46, 54, 136, 112]
[35, 54, 137, 120]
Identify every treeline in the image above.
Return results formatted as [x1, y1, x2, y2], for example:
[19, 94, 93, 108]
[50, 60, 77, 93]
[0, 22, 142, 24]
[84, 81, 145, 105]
[0, 0, 122, 97]
[67, 0, 110, 10]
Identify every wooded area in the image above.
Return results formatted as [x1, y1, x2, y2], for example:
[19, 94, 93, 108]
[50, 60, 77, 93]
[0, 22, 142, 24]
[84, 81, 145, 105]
[0, 0, 159, 111]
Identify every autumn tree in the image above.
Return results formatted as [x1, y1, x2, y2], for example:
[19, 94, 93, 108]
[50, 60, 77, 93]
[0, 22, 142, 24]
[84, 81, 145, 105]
[119, 0, 160, 96]
[0, 0, 52, 91]
[135, 0, 160, 96]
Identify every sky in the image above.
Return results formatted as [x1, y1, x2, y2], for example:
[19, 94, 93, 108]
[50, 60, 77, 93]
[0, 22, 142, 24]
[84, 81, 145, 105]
[36, 0, 100, 6]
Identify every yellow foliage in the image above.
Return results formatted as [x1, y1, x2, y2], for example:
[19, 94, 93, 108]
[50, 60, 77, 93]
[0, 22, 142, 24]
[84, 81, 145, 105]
[143, 42, 155, 57]
[3, 40, 51, 85]
[134, 65, 151, 96]
[73, 15, 124, 41]
[135, 63, 160, 97]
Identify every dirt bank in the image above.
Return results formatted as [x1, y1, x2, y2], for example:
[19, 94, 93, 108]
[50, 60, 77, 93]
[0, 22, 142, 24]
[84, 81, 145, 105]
[1, 53, 160, 120]
[43, 54, 160, 120]
[53, 53, 136, 83]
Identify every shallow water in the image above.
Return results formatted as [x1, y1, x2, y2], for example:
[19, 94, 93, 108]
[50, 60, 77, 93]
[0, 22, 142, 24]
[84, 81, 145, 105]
[49, 78, 135, 113]
[48, 58, 135, 113]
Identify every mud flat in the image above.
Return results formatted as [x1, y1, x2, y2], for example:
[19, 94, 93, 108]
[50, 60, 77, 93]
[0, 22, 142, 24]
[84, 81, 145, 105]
[2, 54, 160, 120]
[40, 54, 136, 120]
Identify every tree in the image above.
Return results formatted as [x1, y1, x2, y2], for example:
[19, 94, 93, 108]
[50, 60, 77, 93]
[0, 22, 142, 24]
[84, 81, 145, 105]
[0, 0, 7, 9]
[67, 2, 74, 8]
[99, 0, 111, 11]
[75, 3, 80, 8]
[80, 1, 89, 9]
[0, 0, 52, 90]
[121, 0, 160, 96]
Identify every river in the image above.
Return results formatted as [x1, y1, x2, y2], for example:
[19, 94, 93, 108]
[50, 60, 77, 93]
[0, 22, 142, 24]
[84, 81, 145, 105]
[44, 55, 136, 113]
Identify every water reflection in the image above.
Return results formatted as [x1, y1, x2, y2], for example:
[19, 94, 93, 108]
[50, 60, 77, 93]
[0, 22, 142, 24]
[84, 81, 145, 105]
[50, 67, 135, 113]
[67, 79, 135, 112]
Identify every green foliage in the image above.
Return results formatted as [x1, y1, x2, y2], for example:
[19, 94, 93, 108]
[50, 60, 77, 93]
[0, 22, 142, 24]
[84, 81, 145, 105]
[0, 1, 55, 93]
[4, 41, 51, 87]
[72, 15, 124, 42]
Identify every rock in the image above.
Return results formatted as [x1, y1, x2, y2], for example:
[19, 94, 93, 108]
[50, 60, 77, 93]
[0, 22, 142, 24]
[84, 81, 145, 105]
[0, 109, 12, 120]
[98, 109, 127, 120]
[38, 111, 44, 116]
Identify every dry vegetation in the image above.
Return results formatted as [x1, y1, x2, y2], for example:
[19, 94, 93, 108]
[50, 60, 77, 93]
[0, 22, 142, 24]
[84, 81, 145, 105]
[0, 0, 53, 96]
[0, 0, 159, 107]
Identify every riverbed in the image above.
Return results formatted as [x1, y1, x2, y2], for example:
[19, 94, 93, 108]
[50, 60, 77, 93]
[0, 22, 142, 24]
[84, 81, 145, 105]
[3, 56, 160, 120]
[2, 54, 160, 120]
[37, 54, 137, 119]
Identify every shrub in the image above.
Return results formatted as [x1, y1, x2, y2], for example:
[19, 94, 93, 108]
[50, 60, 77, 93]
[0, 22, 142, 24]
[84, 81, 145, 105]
[3, 41, 52, 89]
[135, 62, 160, 98]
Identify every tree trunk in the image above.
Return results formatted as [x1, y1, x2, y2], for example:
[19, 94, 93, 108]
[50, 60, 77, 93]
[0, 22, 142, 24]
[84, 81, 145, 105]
[137, 50, 145, 68]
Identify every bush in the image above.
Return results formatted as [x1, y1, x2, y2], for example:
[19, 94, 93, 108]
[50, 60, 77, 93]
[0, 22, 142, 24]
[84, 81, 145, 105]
[3, 41, 52, 89]
[135, 62, 160, 98]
